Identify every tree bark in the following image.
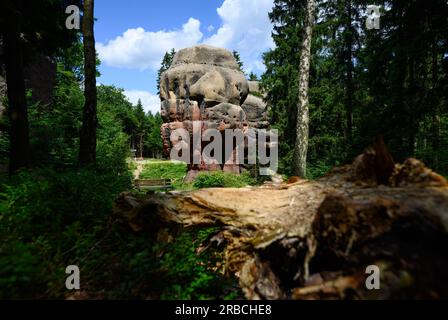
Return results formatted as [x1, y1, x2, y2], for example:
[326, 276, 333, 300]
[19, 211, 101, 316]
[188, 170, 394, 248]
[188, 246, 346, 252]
[292, 0, 316, 177]
[79, 0, 97, 166]
[115, 144, 448, 300]
[139, 133, 144, 159]
[344, 0, 354, 144]
[2, 0, 31, 173]
[431, 40, 440, 170]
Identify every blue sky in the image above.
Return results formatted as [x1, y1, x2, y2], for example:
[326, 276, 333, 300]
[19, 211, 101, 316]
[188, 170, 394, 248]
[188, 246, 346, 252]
[94, 0, 275, 114]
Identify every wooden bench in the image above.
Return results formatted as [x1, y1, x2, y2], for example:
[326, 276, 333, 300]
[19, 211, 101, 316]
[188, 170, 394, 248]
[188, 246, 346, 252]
[134, 179, 173, 191]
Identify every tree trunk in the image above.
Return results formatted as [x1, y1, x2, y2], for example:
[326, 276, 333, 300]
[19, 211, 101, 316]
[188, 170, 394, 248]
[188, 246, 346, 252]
[2, 0, 31, 173]
[79, 0, 97, 166]
[292, 0, 316, 177]
[407, 57, 416, 157]
[139, 133, 144, 159]
[431, 40, 440, 170]
[115, 144, 448, 300]
[344, 0, 354, 144]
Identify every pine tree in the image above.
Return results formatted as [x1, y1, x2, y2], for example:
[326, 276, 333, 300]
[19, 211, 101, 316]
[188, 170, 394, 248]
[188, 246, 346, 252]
[157, 49, 176, 95]
[248, 72, 259, 81]
[135, 99, 147, 159]
[79, 0, 98, 166]
[0, 0, 80, 173]
[232, 50, 244, 71]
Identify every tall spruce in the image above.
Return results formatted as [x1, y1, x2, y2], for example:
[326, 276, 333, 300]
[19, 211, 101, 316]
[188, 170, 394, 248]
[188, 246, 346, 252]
[157, 49, 176, 95]
[79, 0, 97, 166]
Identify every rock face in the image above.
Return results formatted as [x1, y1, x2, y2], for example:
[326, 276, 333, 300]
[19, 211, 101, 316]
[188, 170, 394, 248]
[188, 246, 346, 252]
[241, 94, 269, 129]
[160, 45, 269, 181]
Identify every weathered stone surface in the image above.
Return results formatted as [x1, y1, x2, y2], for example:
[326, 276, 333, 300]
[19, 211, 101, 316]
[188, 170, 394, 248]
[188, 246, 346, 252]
[160, 63, 249, 106]
[160, 45, 266, 181]
[205, 103, 246, 129]
[241, 95, 269, 129]
[248, 81, 261, 95]
[171, 45, 241, 70]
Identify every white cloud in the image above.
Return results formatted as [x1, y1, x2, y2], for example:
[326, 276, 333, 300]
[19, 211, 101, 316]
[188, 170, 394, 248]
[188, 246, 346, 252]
[204, 0, 275, 74]
[99, 0, 275, 101]
[97, 18, 203, 70]
[124, 90, 161, 115]
[97, 0, 274, 74]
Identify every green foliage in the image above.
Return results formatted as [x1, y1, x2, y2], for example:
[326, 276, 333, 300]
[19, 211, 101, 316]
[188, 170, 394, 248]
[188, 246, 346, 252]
[0, 130, 9, 165]
[248, 72, 259, 81]
[250, 91, 264, 99]
[140, 161, 187, 182]
[262, 0, 448, 176]
[0, 46, 165, 299]
[232, 50, 244, 72]
[158, 227, 241, 300]
[96, 110, 130, 173]
[193, 171, 255, 189]
[157, 49, 176, 95]
[144, 112, 164, 158]
[28, 64, 84, 167]
[306, 161, 333, 180]
[0, 166, 132, 299]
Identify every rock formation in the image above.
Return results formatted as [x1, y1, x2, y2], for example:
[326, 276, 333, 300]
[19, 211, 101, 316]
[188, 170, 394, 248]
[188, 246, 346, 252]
[160, 45, 269, 181]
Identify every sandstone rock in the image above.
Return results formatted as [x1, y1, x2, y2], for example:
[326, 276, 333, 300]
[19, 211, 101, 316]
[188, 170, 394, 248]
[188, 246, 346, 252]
[171, 45, 241, 70]
[160, 63, 249, 106]
[160, 45, 258, 181]
[206, 103, 246, 129]
[248, 81, 261, 94]
[241, 95, 269, 129]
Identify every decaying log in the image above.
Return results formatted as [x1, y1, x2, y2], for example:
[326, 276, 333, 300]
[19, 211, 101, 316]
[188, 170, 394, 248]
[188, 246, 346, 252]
[114, 140, 448, 299]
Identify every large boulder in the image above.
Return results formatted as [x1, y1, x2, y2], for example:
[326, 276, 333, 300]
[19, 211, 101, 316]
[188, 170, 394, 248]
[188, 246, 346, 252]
[241, 95, 269, 129]
[160, 46, 249, 106]
[160, 45, 269, 181]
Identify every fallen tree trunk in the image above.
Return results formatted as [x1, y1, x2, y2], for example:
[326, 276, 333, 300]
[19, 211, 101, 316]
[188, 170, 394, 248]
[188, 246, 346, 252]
[114, 140, 448, 299]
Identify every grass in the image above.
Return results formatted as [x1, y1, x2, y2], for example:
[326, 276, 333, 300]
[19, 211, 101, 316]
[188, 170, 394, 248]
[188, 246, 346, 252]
[135, 159, 260, 191]
[193, 171, 255, 189]
[139, 160, 187, 181]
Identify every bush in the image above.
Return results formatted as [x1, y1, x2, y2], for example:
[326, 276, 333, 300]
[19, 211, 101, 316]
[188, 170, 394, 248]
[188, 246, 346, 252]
[306, 161, 333, 180]
[193, 171, 255, 189]
[0, 166, 132, 299]
[157, 227, 242, 300]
